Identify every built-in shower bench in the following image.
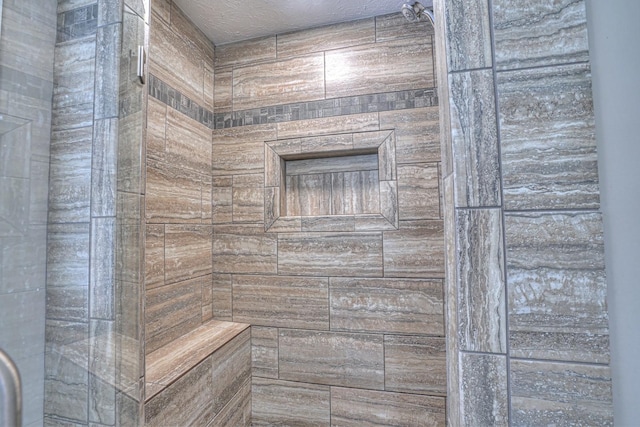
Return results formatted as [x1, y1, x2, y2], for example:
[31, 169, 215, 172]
[144, 320, 252, 426]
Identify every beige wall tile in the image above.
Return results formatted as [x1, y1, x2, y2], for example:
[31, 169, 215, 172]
[147, 97, 166, 161]
[331, 387, 446, 427]
[379, 107, 440, 164]
[212, 274, 232, 321]
[213, 69, 233, 112]
[397, 163, 441, 220]
[279, 330, 384, 389]
[212, 124, 276, 176]
[164, 224, 212, 284]
[210, 379, 251, 427]
[212, 176, 233, 224]
[210, 328, 251, 415]
[214, 36, 277, 70]
[233, 54, 325, 111]
[251, 326, 278, 379]
[145, 356, 213, 426]
[144, 224, 165, 291]
[276, 113, 379, 139]
[252, 377, 330, 426]
[212, 229, 277, 274]
[149, 12, 205, 105]
[326, 38, 434, 99]
[166, 109, 211, 175]
[330, 278, 444, 335]
[145, 276, 204, 354]
[384, 335, 447, 395]
[375, 12, 434, 42]
[146, 158, 203, 223]
[278, 232, 383, 277]
[383, 220, 444, 278]
[233, 275, 329, 329]
[277, 18, 375, 58]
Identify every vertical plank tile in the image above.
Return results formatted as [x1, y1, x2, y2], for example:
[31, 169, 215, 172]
[459, 353, 508, 427]
[505, 212, 609, 363]
[251, 326, 278, 379]
[498, 63, 599, 210]
[456, 208, 506, 353]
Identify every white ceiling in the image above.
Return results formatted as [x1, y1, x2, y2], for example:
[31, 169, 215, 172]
[172, 0, 433, 46]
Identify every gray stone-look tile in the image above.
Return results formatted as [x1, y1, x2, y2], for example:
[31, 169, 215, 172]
[279, 330, 384, 389]
[445, 0, 492, 71]
[493, 0, 590, 70]
[212, 226, 277, 275]
[210, 328, 251, 415]
[326, 38, 434, 99]
[49, 127, 93, 223]
[252, 377, 330, 426]
[91, 118, 117, 218]
[98, 0, 123, 26]
[376, 12, 434, 43]
[331, 387, 446, 427]
[397, 163, 440, 220]
[278, 232, 383, 277]
[94, 23, 121, 119]
[210, 379, 251, 427]
[384, 335, 447, 396]
[498, 63, 599, 210]
[277, 17, 375, 58]
[449, 69, 501, 207]
[89, 320, 115, 425]
[90, 217, 114, 320]
[459, 353, 508, 427]
[511, 359, 613, 426]
[251, 326, 278, 379]
[330, 278, 444, 335]
[46, 223, 90, 318]
[456, 208, 506, 354]
[233, 275, 329, 330]
[505, 212, 609, 363]
[383, 221, 444, 278]
[145, 356, 214, 426]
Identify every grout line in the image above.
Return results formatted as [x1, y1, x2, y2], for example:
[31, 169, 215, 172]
[487, 0, 513, 423]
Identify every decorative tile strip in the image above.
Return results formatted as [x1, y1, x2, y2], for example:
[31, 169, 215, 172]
[56, 3, 99, 43]
[148, 73, 438, 130]
[148, 74, 215, 129]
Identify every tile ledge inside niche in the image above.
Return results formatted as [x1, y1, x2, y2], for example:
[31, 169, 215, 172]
[145, 319, 250, 401]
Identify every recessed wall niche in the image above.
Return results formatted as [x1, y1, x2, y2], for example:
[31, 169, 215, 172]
[264, 130, 399, 232]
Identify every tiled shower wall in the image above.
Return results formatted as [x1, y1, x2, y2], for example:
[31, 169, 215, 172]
[0, 1, 56, 425]
[436, 0, 613, 424]
[44, 0, 148, 425]
[213, 13, 446, 426]
[145, 1, 447, 424]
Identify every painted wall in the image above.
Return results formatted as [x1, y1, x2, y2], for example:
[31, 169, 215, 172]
[0, 1, 56, 425]
[586, 0, 640, 424]
[437, 0, 613, 424]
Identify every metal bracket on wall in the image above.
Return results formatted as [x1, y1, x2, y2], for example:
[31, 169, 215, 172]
[137, 45, 146, 84]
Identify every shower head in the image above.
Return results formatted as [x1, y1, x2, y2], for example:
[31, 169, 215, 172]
[401, 2, 435, 26]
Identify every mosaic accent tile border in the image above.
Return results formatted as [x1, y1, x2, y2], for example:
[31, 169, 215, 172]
[149, 74, 438, 130]
[215, 88, 438, 129]
[57, 3, 98, 43]
[148, 74, 216, 129]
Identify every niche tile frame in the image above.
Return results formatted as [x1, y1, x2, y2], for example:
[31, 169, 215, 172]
[264, 130, 399, 232]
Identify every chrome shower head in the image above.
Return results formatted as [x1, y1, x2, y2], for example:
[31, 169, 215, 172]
[401, 2, 434, 26]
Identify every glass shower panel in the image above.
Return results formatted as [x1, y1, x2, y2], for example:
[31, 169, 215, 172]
[114, 3, 148, 424]
[0, 0, 57, 426]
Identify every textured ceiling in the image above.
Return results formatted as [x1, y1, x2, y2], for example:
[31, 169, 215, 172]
[172, 0, 433, 46]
